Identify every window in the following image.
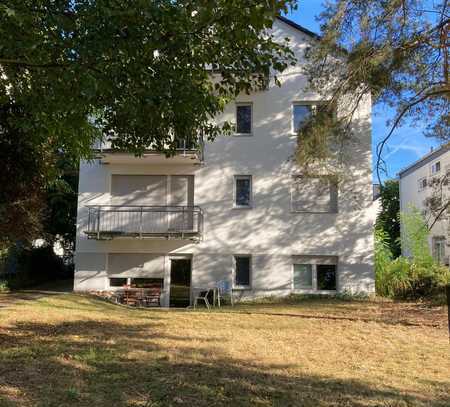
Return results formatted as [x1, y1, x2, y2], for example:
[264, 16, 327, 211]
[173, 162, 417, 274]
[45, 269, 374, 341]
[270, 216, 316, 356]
[432, 237, 446, 264]
[431, 161, 441, 174]
[234, 175, 252, 208]
[236, 104, 252, 135]
[317, 264, 337, 290]
[418, 177, 427, 191]
[293, 264, 313, 289]
[291, 176, 338, 213]
[130, 278, 164, 288]
[292, 257, 338, 292]
[292, 104, 312, 133]
[234, 255, 251, 288]
[109, 278, 128, 287]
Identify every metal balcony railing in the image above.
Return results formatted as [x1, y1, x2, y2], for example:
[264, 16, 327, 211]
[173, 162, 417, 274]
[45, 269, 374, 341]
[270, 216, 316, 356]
[85, 205, 203, 241]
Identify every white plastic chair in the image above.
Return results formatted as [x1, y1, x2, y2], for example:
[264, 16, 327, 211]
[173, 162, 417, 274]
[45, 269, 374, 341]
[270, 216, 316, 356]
[193, 288, 211, 309]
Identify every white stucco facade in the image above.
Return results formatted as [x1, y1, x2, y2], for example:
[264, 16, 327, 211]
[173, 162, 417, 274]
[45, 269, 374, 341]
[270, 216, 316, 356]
[74, 18, 376, 305]
[399, 144, 450, 263]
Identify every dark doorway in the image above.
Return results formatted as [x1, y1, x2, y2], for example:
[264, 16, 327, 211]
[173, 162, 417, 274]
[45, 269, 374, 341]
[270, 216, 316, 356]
[169, 258, 191, 307]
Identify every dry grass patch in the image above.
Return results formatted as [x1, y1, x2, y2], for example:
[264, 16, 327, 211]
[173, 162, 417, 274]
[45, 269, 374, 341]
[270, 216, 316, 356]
[0, 293, 448, 406]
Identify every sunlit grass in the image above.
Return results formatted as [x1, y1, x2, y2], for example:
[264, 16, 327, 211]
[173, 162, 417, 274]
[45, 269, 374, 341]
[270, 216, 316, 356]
[0, 293, 448, 406]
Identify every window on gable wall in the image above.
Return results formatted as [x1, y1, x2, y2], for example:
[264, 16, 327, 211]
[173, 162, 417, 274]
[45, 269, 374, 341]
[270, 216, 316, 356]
[236, 103, 252, 135]
[234, 175, 252, 208]
[291, 176, 338, 213]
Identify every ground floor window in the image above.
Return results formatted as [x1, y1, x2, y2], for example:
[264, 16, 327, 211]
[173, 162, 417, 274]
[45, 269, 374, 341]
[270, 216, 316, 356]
[130, 278, 164, 288]
[233, 255, 251, 288]
[109, 278, 128, 287]
[108, 277, 163, 288]
[293, 260, 337, 291]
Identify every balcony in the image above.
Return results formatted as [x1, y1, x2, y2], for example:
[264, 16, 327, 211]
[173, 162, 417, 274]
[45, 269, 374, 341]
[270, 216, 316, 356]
[85, 205, 203, 241]
[95, 137, 204, 165]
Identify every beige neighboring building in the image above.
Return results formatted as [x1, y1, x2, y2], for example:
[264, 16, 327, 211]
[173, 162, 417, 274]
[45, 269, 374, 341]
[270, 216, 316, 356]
[74, 17, 376, 306]
[399, 144, 450, 264]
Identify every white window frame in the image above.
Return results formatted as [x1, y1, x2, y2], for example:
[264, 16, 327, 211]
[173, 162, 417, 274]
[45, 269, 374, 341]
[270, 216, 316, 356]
[292, 262, 338, 293]
[235, 103, 253, 136]
[232, 255, 252, 289]
[233, 175, 253, 209]
[291, 101, 331, 135]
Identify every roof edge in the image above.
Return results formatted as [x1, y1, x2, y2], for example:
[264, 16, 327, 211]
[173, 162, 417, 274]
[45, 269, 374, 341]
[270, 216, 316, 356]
[276, 16, 321, 40]
[398, 142, 450, 178]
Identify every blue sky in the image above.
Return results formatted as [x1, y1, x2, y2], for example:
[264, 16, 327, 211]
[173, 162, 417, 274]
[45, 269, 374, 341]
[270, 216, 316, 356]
[286, 1, 441, 182]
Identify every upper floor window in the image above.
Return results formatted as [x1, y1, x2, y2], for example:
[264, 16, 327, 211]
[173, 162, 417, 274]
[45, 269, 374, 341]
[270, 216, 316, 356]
[234, 175, 252, 208]
[292, 104, 312, 133]
[431, 161, 441, 174]
[291, 176, 338, 213]
[236, 103, 252, 135]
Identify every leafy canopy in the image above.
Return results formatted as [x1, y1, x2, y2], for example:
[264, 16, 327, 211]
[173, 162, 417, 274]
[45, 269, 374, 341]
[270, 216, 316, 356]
[0, 0, 297, 155]
[0, 0, 297, 246]
[298, 0, 449, 180]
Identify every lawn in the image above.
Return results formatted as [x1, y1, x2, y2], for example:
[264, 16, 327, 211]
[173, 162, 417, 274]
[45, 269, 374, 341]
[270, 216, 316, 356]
[0, 293, 449, 407]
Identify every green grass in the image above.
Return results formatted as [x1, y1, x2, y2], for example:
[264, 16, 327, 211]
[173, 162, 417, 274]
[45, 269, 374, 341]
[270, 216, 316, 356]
[0, 293, 449, 406]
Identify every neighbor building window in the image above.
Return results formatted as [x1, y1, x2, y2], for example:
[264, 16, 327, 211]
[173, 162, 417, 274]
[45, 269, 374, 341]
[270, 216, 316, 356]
[234, 255, 251, 288]
[432, 237, 446, 264]
[431, 161, 441, 174]
[109, 278, 128, 287]
[236, 103, 252, 135]
[234, 175, 252, 208]
[418, 177, 427, 191]
[293, 264, 313, 289]
[291, 176, 338, 213]
[292, 104, 312, 133]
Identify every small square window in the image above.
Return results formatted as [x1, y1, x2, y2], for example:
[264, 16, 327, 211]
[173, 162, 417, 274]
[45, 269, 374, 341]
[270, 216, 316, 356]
[317, 264, 337, 290]
[109, 278, 128, 287]
[236, 104, 252, 135]
[234, 175, 252, 208]
[234, 256, 251, 287]
[292, 104, 312, 133]
[293, 264, 313, 289]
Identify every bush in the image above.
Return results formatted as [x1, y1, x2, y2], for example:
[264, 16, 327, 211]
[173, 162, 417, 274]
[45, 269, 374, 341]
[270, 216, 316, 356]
[375, 207, 450, 300]
[1, 245, 71, 289]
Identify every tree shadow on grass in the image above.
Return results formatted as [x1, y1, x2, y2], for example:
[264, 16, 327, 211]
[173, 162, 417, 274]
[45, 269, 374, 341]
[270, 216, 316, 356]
[0, 319, 448, 407]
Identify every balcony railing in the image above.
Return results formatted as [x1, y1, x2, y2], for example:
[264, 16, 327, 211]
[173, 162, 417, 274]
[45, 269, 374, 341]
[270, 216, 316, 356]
[85, 205, 203, 241]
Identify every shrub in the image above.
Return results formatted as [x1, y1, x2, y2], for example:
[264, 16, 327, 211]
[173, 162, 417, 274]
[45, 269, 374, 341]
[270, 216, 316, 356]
[375, 207, 450, 300]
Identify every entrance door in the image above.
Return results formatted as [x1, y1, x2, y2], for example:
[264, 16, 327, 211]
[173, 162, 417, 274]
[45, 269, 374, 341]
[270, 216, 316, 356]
[169, 258, 191, 307]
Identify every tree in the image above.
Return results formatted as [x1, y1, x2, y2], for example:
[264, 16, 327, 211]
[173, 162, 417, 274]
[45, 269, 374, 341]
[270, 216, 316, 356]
[298, 0, 449, 183]
[0, 0, 298, 245]
[375, 180, 401, 257]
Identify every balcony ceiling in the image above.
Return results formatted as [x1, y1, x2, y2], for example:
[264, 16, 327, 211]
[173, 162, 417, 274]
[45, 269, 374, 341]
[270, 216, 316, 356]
[97, 151, 202, 165]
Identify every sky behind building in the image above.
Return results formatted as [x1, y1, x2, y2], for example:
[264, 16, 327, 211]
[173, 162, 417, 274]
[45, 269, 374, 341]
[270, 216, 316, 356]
[286, 1, 441, 182]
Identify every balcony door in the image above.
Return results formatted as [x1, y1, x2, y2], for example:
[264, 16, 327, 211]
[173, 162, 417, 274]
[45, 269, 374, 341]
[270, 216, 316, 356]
[110, 175, 168, 234]
[169, 175, 194, 232]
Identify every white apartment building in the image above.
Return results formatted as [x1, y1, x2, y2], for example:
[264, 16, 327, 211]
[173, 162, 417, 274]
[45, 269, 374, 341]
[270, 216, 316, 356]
[74, 17, 376, 306]
[399, 144, 450, 264]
